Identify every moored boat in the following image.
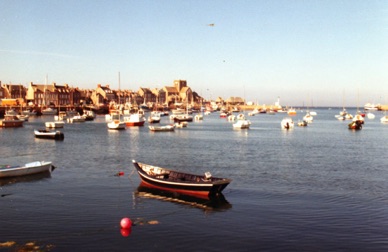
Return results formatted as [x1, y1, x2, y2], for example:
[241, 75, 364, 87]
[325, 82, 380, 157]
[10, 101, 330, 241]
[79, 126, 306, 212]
[132, 160, 231, 199]
[34, 129, 64, 140]
[381, 115, 388, 123]
[41, 107, 58, 115]
[0, 161, 54, 178]
[148, 125, 175, 132]
[123, 111, 146, 126]
[173, 114, 193, 122]
[0, 115, 24, 128]
[107, 120, 126, 130]
[233, 119, 251, 129]
[281, 117, 294, 129]
[148, 111, 161, 123]
[348, 120, 363, 130]
[45, 121, 65, 128]
[297, 120, 308, 127]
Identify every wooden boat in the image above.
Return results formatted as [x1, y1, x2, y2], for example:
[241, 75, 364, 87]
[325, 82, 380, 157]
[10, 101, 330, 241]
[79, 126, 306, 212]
[107, 120, 126, 130]
[173, 114, 193, 122]
[132, 160, 231, 199]
[0, 115, 24, 128]
[149, 125, 174, 132]
[34, 129, 64, 140]
[348, 120, 363, 130]
[0, 161, 54, 178]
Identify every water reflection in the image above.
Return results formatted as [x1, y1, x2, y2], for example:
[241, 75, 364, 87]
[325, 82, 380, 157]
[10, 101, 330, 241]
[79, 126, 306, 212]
[0, 171, 52, 187]
[135, 184, 232, 212]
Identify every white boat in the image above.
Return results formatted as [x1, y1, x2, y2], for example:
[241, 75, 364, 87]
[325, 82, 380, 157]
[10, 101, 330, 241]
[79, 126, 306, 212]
[303, 112, 313, 123]
[194, 114, 203, 121]
[353, 114, 365, 124]
[281, 117, 294, 129]
[83, 110, 96, 120]
[0, 161, 54, 178]
[107, 120, 126, 130]
[22, 109, 37, 116]
[67, 114, 86, 123]
[123, 111, 146, 126]
[364, 103, 379, 111]
[5, 108, 18, 116]
[233, 119, 251, 129]
[16, 114, 29, 121]
[381, 115, 388, 123]
[149, 125, 175, 132]
[55, 111, 68, 121]
[45, 121, 65, 128]
[148, 111, 161, 123]
[105, 110, 121, 122]
[34, 129, 64, 140]
[367, 112, 375, 119]
[41, 107, 58, 115]
[228, 115, 236, 122]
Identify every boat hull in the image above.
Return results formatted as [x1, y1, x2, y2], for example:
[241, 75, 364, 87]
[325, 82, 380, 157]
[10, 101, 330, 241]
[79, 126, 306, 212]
[0, 120, 24, 127]
[149, 125, 174, 132]
[132, 160, 231, 199]
[125, 121, 145, 127]
[0, 161, 54, 178]
[34, 130, 64, 140]
[107, 121, 126, 130]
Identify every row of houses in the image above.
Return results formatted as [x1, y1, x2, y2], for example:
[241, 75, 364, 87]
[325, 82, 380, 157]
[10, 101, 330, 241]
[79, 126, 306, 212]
[0, 80, 209, 108]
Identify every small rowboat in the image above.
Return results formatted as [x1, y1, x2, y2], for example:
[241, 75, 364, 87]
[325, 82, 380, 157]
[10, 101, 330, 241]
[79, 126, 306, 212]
[132, 160, 231, 199]
[148, 125, 174, 132]
[34, 129, 64, 140]
[0, 161, 55, 178]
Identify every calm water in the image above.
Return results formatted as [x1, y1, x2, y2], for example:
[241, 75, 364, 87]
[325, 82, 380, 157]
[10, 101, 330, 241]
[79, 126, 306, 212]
[1, 108, 388, 251]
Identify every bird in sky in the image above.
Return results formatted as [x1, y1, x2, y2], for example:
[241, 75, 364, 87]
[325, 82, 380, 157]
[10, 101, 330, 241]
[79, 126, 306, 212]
[207, 23, 215, 27]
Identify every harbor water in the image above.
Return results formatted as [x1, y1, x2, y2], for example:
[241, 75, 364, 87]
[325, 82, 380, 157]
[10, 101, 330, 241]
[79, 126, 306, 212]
[1, 108, 388, 251]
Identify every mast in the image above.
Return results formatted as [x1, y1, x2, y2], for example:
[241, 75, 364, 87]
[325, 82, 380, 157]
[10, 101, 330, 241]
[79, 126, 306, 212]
[118, 71, 121, 105]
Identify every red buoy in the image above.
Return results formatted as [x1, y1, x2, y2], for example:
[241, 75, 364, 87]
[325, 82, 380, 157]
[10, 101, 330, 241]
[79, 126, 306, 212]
[120, 217, 132, 229]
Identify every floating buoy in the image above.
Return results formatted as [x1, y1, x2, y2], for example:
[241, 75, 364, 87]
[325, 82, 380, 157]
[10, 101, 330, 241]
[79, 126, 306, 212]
[115, 171, 125, 176]
[120, 217, 132, 229]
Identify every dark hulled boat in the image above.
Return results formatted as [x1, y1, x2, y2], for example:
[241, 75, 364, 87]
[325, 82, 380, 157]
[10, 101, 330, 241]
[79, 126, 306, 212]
[132, 160, 231, 199]
[34, 129, 64, 140]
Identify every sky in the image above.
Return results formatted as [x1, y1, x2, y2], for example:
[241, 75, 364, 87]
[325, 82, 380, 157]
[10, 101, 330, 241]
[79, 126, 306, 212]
[1, 0, 388, 107]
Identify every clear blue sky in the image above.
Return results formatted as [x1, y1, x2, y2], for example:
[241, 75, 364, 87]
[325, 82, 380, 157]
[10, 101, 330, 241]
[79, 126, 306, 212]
[1, 0, 387, 107]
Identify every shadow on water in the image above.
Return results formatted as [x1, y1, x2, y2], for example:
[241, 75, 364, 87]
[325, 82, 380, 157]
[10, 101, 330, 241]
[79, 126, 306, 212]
[135, 184, 232, 212]
[0, 171, 53, 187]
